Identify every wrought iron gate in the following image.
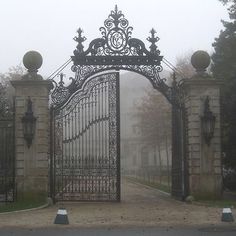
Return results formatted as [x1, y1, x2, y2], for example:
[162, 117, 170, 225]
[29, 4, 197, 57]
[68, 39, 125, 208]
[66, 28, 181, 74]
[0, 87, 15, 202]
[51, 72, 120, 201]
[49, 5, 188, 201]
[171, 79, 189, 200]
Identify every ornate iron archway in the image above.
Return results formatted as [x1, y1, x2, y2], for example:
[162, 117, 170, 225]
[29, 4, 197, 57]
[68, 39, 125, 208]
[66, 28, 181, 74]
[50, 5, 188, 201]
[51, 5, 173, 107]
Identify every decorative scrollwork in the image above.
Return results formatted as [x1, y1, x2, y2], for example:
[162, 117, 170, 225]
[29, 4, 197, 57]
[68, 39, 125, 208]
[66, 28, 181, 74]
[50, 74, 71, 107]
[99, 5, 133, 55]
[50, 5, 175, 107]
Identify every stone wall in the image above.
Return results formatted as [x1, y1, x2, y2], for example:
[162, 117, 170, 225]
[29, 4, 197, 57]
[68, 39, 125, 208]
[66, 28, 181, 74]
[182, 78, 223, 199]
[11, 80, 52, 199]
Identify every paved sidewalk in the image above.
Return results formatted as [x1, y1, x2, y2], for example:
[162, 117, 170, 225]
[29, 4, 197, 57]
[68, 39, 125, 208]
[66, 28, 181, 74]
[0, 179, 235, 228]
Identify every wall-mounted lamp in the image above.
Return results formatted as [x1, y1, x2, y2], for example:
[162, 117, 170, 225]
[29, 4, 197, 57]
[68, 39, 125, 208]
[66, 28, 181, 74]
[22, 97, 36, 148]
[201, 96, 216, 146]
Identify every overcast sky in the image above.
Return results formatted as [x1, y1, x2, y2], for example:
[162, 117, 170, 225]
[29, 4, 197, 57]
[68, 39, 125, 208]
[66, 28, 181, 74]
[0, 0, 229, 77]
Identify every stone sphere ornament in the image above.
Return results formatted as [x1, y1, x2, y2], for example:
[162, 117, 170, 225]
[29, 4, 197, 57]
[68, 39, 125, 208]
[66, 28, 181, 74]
[191, 50, 211, 74]
[23, 51, 43, 72]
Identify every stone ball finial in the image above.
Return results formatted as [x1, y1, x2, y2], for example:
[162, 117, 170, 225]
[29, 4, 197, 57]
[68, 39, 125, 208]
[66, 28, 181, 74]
[191, 50, 210, 74]
[23, 51, 43, 73]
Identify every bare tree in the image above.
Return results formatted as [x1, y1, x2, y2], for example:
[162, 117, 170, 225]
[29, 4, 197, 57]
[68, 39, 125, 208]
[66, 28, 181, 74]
[0, 65, 25, 101]
[175, 51, 195, 80]
[134, 88, 171, 187]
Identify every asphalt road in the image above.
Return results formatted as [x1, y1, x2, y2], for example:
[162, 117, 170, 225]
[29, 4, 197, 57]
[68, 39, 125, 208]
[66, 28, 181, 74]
[0, 226, 236, 236]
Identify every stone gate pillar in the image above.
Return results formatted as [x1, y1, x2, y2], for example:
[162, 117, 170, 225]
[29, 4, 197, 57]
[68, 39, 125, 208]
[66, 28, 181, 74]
[11, 51, 52, 201]
[181, 51, 223, 199]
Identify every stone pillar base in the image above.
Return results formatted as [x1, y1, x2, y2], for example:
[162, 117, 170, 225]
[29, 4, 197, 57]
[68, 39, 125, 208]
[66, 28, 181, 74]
[190, 174, 222, 200]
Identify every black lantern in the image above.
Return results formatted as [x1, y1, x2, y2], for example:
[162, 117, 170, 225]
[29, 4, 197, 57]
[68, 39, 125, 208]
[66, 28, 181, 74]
[201, 96, 216, 146]
[22, 97, 36, 148]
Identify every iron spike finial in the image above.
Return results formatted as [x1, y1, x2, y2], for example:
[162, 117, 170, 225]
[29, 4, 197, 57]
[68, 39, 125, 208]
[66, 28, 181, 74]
[147, 28, 160, 55]
[58, 73, 65, 87]
[150, 28, 156, 36]
[172, 72, 177, 87]
[74, 28, 87, 54]
[109, 5, 123, 28]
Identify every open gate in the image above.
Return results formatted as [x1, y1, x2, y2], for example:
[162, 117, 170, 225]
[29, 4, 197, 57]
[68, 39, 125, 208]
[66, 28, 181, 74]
[49, 5, 188, 201]
[50, 72, 120, 201]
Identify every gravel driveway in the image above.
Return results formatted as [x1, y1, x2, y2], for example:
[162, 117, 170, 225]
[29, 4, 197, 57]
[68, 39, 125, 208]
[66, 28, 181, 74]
[0, 178, 235, 228]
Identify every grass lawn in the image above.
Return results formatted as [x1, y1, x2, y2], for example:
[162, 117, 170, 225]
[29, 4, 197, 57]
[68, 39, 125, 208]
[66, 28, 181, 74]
[0, 197, 47, 213]
[197, 199, 236, 208]
[126, 176, 236, 208]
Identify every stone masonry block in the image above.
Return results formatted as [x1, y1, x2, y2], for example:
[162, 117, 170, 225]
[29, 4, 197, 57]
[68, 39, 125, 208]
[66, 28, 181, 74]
[37, 122, 48, 130]
[16, 138, 24, 145]
[36, 144, 48, 153]
[189, 151, 200, 159]
[36, 160, 48, 168]
[189, 106, 200, 115]
[214, 152, 221, 159]
[188, 128, 200, 137]
[188, 120, 201, 130]
[36, 153, 48, 161]
[188, 144, 200, 152]
[189, 100, 201, 108]
[15, 99, 25, 107]
[37, 130, 48, 137]
[189, 136, 200, 144]
[16, 168, 24, 176]
[17, 153, 25, 161]
[16, 145, 24, 153]
[214, 159, 221, 167]
[191, 167, 200, 175]
[188, 114, 200, 122]
[214, 167, 222, 174]
[28, 168, 48, 177]
[36, 137, 48, 146]
[189, 159, 200, 167]
[16, 160, 24, 168]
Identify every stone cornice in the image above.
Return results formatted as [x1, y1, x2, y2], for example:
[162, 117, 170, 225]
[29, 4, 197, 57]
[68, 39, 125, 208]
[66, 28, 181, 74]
[11, 79, 53, 90]
[180, 78, 224, 89]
